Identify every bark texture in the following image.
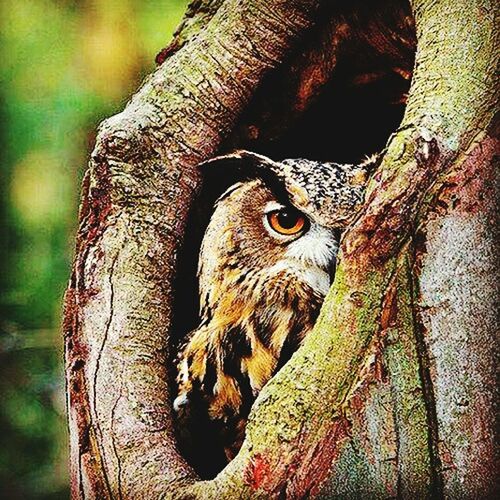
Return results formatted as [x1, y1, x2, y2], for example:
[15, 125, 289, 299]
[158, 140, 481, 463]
[64, 0, 499, 498]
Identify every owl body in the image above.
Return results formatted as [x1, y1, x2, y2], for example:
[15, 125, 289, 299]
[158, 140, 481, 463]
[174, 151, 376, 465]
[175, 178, 338, 460]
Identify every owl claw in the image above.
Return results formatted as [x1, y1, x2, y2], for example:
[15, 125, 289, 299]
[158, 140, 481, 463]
[173, 394, 189, 412]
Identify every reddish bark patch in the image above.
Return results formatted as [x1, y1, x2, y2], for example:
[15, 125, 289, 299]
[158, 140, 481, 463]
[63, 288, 89, 361]
[73, 160, 113, 308]
[380, 279, 398, 330]
[243, 421, 353, 497]
[155, 41, 180, 65]
[243, 453, 272, 490]
[287, 418, 351, 498]
[433, 133, 498, 217]
[85, 161, 112, 244]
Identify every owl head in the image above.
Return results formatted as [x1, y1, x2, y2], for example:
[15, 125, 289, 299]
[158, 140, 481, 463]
[196, 150, 376, 316]
[197, 177, 339, 314]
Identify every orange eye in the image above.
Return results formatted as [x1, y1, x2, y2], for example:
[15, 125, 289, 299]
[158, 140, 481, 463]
[267, 208, 308, 236]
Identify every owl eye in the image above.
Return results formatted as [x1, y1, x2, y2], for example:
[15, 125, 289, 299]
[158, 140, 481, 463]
[266, 208, 308, 236]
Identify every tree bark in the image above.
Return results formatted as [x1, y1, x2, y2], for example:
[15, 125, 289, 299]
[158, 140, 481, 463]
[64, 0, 498, 498]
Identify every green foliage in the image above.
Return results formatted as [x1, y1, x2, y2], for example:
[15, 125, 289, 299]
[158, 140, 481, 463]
[0, 1, 188, 497]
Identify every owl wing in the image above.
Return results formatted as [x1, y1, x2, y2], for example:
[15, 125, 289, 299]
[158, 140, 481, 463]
[174, 323, 252, 463]
[174, 272, 324, 462]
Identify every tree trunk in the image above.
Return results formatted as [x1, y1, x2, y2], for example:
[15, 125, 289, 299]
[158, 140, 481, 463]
[63, 0, 498, 498]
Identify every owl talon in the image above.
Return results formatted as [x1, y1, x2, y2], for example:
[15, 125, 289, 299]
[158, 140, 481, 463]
[173, 394, 189, 412]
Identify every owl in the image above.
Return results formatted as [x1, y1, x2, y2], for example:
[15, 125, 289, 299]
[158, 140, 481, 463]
[174, 150, 377, 469]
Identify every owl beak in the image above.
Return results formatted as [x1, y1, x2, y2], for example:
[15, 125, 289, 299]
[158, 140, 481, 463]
[328, 258, 337, 285]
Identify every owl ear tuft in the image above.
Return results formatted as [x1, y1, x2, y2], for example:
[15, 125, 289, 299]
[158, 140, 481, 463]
[198, 150, 288, 203]
[198, 150, 280, 171]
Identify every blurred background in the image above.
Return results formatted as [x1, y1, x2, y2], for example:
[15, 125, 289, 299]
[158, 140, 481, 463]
[0, 1, 188, 497]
